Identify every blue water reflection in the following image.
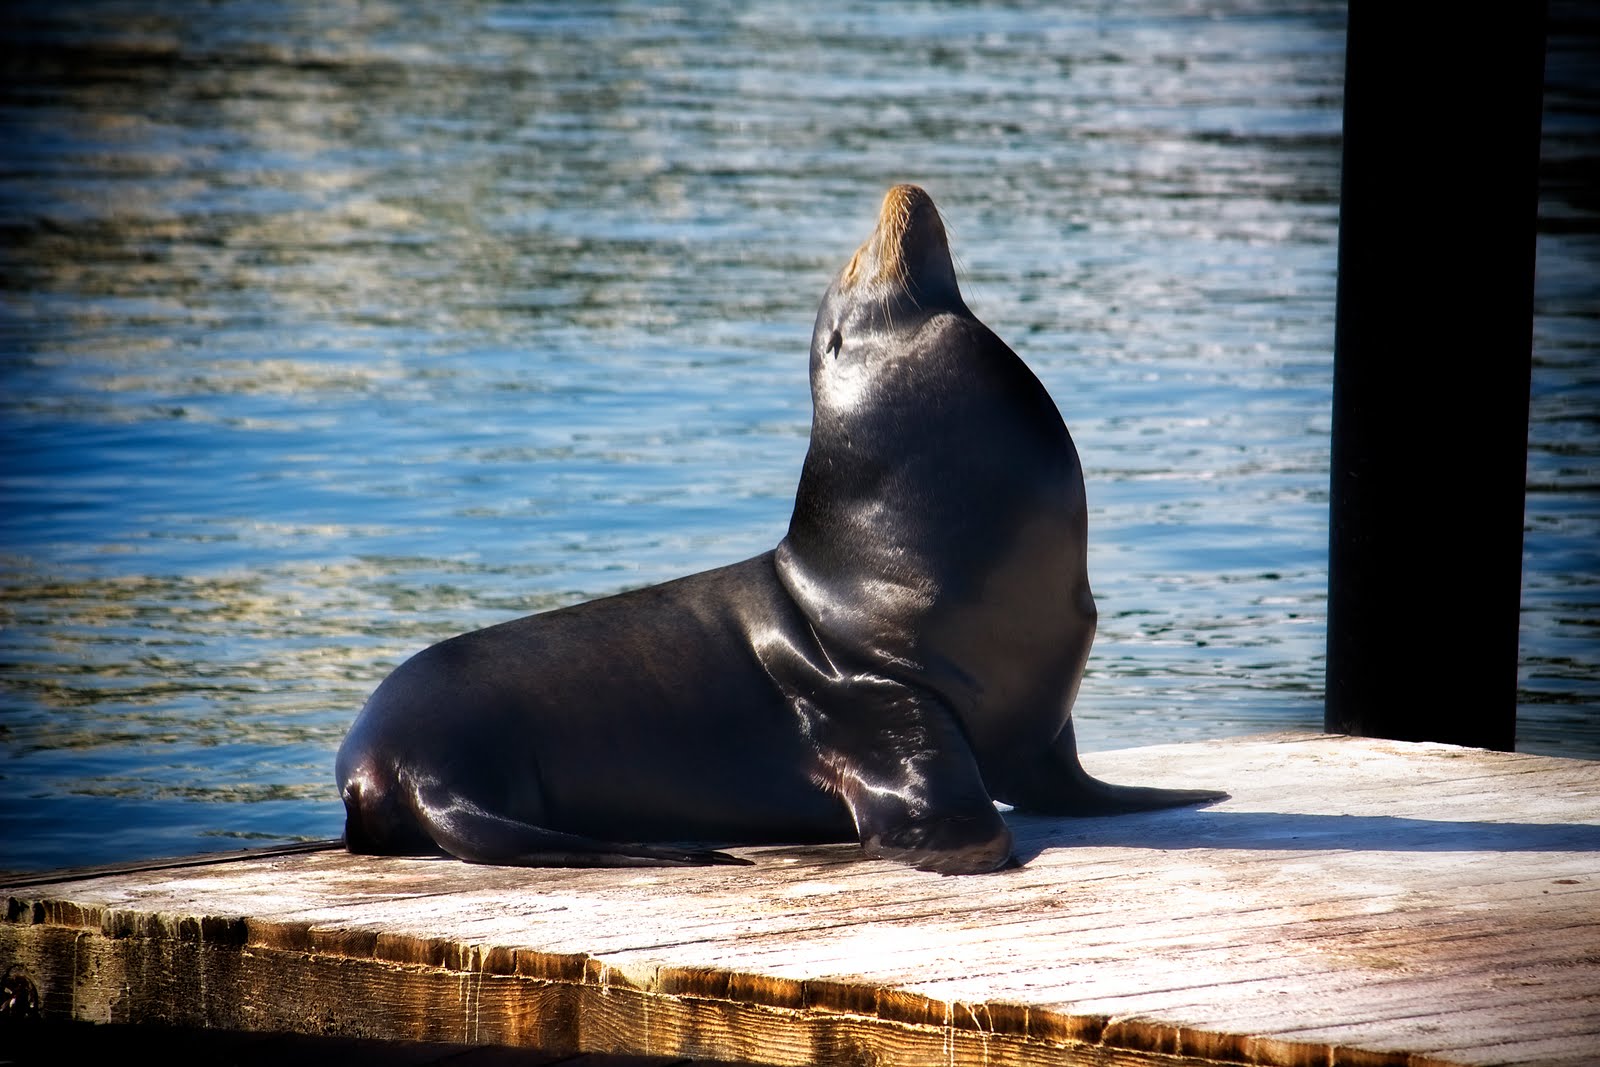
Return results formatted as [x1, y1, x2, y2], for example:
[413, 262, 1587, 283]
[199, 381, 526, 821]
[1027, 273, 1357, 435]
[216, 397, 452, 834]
[0, 0, 1594, 872]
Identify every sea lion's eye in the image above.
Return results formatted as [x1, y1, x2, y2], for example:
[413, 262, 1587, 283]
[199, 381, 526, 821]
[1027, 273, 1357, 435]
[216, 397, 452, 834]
[826, 328, 843, 357]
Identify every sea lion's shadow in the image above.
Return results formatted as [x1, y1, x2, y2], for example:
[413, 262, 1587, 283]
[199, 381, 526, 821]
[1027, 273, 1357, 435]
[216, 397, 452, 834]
[1005, 808, 1600, 864]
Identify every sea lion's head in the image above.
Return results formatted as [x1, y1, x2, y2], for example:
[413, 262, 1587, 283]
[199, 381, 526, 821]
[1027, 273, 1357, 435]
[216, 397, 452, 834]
[809, 184, 971, 377]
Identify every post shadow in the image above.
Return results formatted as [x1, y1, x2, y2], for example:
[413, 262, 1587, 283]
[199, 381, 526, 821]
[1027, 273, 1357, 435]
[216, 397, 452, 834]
[1325, 5, 1548, 750]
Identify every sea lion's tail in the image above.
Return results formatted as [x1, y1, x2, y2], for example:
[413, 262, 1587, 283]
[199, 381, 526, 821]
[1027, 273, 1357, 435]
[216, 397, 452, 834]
[338, 758, 433, 855]
[407, 781, 751, 868]
[340, 760, 748, 868]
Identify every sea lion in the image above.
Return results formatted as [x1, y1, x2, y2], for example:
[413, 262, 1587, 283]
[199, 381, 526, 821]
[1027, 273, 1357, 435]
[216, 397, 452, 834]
[335, 184, 1224, 874]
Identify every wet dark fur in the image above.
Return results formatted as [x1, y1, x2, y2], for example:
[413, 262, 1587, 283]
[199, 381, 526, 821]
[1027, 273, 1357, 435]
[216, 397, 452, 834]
[336, 185, 1224, 874]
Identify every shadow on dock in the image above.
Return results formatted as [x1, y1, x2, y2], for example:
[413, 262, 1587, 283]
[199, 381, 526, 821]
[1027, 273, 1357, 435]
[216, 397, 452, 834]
[1008, 808, 1600, 863]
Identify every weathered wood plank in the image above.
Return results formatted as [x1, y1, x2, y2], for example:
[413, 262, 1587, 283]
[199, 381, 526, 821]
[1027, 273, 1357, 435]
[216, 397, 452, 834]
[0, 1020, 735, 1066]
[3, 734, 1597, 1067]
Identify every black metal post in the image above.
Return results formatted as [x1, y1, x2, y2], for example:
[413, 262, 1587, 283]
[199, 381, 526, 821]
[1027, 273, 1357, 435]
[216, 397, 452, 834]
[1325, 5, 1547, 750]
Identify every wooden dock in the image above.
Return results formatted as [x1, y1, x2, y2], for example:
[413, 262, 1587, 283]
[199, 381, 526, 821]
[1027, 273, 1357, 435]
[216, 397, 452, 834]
[4, 734, 1598, 1066]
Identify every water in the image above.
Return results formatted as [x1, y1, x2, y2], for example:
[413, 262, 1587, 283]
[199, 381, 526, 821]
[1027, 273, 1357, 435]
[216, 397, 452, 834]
[1, 1, 1595, 874]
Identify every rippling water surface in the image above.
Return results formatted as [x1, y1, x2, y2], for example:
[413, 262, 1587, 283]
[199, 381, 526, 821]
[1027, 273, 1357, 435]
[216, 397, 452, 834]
[2, 1, 1595, 872]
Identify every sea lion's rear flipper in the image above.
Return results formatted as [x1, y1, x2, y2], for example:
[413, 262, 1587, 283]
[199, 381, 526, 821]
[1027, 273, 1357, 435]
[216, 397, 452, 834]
[412, 784, 750, 868]
[1000, 719, 1229, 816]
[807, 679, 1014, 875]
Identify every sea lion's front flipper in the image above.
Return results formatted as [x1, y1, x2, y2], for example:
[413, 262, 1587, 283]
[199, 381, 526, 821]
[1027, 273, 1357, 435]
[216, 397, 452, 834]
[999, 718, 1228, 816]
[412, 783, 751, 868]
[806, 679, 1013, 875]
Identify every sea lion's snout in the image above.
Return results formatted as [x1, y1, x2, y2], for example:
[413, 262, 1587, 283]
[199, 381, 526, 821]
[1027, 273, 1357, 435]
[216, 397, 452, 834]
[840, 184, 962, 306]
